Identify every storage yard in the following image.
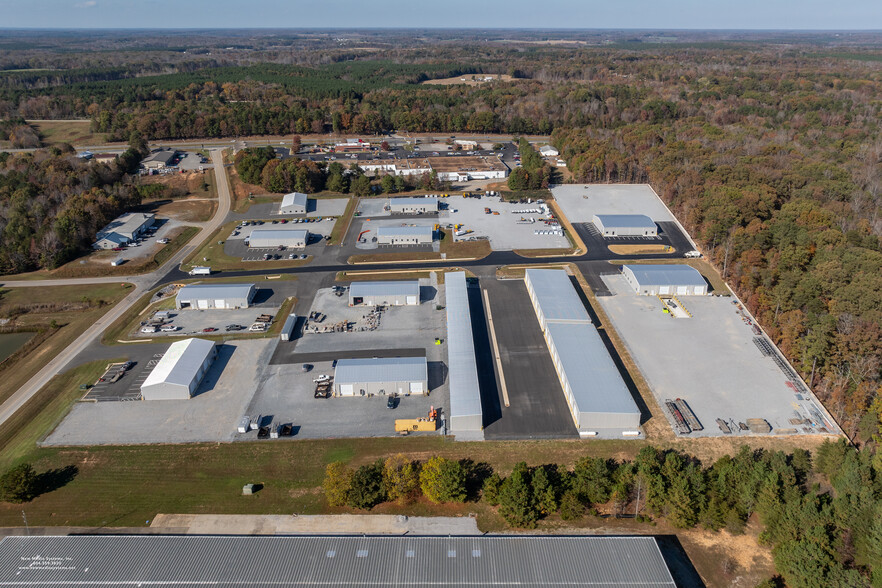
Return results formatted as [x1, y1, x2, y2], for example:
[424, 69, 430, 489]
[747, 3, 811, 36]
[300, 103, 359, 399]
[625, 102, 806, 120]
[596, 273, 839, 437]
[551, 184, 678, 224]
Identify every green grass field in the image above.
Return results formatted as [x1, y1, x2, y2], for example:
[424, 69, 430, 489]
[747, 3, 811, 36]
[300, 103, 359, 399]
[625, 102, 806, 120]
[27, 120, 107, 146]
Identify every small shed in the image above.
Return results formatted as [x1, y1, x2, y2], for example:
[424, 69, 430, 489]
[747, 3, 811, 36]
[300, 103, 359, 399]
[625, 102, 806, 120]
[622, 265, 708, 296]
[349, 281, 420, 306]
[334, 357, 428, 396]
[280, 192, 308, 214]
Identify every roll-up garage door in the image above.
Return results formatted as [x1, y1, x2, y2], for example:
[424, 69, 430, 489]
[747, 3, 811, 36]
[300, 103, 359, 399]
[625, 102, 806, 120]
[197, 299, 209, 309]
[659, 286, 671, 295]
[406, 296, 417, 305]
[676, 286, 688, 295]
[409, 382, 423, 394]
[340, 384, 353, 396]
[215, 300, 226, 309]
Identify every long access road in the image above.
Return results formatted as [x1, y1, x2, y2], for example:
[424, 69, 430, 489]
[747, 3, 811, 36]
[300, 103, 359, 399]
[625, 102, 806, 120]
[0, 150, 232, 430]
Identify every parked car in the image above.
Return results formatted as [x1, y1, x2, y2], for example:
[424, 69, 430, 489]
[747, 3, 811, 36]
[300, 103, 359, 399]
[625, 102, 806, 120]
[300, 254, 308, 259]
[120, 361, 134, 371]
[140, 326, 158, 334]
[387, 395, 397, 409]
[160, 325, 179, 332]
[224, 324, 245, 331]
[202, 327, 218, 333]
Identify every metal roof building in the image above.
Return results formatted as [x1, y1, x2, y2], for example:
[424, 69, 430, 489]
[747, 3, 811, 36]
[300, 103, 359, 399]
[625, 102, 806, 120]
[389, 196, 439, 214]
[140, 338, 217, 401]
[524, 268, 591, 330]
[622, 264, 708, 296]
[280, 192, 308, 214]
[247, 227, 309, 248]
[176, 283, 256, 310]
[93, 212, 155, 249]
[445, 271, 483, 434]
[525, 269, 641, 437]
[376, 225, 434, 245]
[545, 322, 641, 433]
[141, 150, 176, 169]
[334, 356, 428, 396]
[0, 535, 677, 587]
[349, 280, 420, 306]
[593, 214, 657, 237]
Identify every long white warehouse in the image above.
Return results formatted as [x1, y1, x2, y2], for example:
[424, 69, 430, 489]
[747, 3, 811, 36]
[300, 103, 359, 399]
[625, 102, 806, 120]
[140, 338, 217, 401]
[334, 357, 428, 396]
[524, 268, 641, 436]
[622, 264, 708, 296]
[389, 197, 438, 214]
[349, 281, 420, 306]
[376, 225, 434, 245]
[176, 283, 256, 310]
[445, 271, 483, 435]
[246, 228, 308, 248]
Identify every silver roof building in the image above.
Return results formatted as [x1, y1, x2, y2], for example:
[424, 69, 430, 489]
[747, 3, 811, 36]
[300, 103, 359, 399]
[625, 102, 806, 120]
[247, 227, 309, 247]
[593, 214, 658, 236]
[349, 280, 420, 306]
[140, 338, 217, 401]
[280, 192, 308, 213]
[0, 535, 677, 587]
[445, 271, 483, 435]
[377, 225, 434, 239]
[524, 268, 591, 329]
[334, 356, 428, 396]
[622, 264, 708, 296]
[175, 283, 256, 310]
[389, 196, 439, 212]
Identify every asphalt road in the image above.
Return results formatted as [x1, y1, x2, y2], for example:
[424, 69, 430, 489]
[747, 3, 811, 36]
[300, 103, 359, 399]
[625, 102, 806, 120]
[0, 150, 232, 430]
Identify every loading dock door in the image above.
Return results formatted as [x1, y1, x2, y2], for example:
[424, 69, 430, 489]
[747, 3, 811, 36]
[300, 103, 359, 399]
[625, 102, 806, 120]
[676, 286, 688, 295]
[410, 382, 423, 394]
[197, 299, 209, 310]
[406, 296, 417, 305]
[340, 384, 353, 396]
[659, 286, 671, 295]
[215, 300, 225, 309]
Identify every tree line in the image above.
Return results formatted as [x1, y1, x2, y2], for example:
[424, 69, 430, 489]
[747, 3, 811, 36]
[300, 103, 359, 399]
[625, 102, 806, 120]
[324, 440, 882, 587]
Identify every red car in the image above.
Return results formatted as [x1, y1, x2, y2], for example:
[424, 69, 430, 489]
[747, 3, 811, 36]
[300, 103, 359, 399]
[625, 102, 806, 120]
[202, 327, 218, 333]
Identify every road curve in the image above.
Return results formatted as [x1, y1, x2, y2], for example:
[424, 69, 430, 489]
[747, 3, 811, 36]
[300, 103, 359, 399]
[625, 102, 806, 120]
[0, 150, 232, 430]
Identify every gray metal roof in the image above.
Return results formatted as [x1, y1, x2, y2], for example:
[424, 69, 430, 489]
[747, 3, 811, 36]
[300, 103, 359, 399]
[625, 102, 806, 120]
[350, 280, 420, 299]
[142, 150, 175, 165]
[623, 264, 706, 287]
[95, 212, 154, 241]
[525, 269, 591, 324]
[445, 272, 483, 424]
[282, 192, 308, 207]
[377, 225, 434, 237]
[593, 214, 656, 229]
[0, 535, 676, 587]
[335, 356, 427, 384]
[176, 283, 255, 302]
[141, 338, 215, 390]
[390, 196, 439, 208]
[546, 322, 641, 420]
[248, 228, 308, 241]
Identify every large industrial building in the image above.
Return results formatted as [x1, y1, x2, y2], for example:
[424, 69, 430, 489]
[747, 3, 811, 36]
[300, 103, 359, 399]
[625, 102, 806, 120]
[524, 268, 641, 436]
[0, 535, 677, 587]
[592, 214, 658, 237]
[279, 192, 308, 214]
[93, 212, 155, 249]
[376, 225, 434, 245]
[445, 271, 483, 434]
[389, 196, 439, 214]
[358, 156, 508, 182]
[246, 228, 308, 248]
[622, 264, 708, 296]
[175, 283, 257, 310]
[349, 281, 420, 306]
[140, 338, 217, 401]
[334, 357, 428, 396]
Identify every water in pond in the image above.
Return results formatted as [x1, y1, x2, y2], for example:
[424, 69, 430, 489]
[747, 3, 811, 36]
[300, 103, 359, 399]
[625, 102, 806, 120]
[0, 332, 35, 363]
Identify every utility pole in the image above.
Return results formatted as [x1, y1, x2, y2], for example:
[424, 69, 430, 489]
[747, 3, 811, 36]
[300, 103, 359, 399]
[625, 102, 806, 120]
[21, 510, 28, 535]
[634, 478, 642, 518]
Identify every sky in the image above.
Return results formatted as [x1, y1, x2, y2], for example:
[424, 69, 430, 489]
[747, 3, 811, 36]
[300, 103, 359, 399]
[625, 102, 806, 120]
[2, 0, 881, 30]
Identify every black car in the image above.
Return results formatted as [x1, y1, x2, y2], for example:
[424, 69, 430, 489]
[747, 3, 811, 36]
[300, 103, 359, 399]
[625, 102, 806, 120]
[387, 395, 397, 409]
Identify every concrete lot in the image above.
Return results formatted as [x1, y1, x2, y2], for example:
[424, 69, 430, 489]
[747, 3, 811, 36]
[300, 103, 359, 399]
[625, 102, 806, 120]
[177, 151, 211, 171]
[103, 217, 183, 265]
[353, 219, 440, 252]
[551, 184, 677, 224]
[440, 196, 570, 250]
[482, 279, 579, 439]
[44, 340, 273, 446]
[596, 274, 834, 437]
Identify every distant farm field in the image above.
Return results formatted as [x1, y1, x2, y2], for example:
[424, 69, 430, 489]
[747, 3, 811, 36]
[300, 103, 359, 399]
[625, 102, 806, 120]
[421, 74, 515, 86]
[28, 120, 107, 145]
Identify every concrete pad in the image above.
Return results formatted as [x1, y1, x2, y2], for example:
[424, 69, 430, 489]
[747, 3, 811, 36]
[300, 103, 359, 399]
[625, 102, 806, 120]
[551, 184, 676, 224]
[44, 339, 273, 445]
[441, 195, 570, 250]
[151, 514, 480, 535]
[596, 274, 835, 437]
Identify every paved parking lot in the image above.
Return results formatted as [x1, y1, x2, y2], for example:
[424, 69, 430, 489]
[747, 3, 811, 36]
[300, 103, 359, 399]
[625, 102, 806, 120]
[233, 198, 348, 220]
[439, 196, 571, 251]
[551, 184, 678, 224]
[224, 218, 334, 261]
[596, 274, 838, 437]
[45, 340, 274, 446]
[82, 361, 147, 402]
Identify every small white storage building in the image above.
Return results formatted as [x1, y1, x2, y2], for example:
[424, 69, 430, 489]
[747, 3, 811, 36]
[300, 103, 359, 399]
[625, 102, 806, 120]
[176, 283, 257, 310]
[592, 214, 658, 237]
[539, 145, 559, 157]
[389, 197, 438, 214]
[140, 338, 217, 401]
[280, 192, 308, 214]
[376, 225, 434, 245]
[622, 265, 708, 296]
[334, 357, 428, 396]
[349, 281, 420, 306]
[246, 228, 308, 248]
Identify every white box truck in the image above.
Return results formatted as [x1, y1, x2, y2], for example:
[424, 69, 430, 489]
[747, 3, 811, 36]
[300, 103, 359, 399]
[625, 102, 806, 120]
[189, 266, 212, 276]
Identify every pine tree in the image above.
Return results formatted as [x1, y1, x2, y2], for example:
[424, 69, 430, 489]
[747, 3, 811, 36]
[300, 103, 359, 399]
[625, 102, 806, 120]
[498, 463, 539, 528]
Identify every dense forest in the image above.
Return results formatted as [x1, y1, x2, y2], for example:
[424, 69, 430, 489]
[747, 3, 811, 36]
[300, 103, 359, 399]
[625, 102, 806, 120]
[322, 439, 882, 587]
